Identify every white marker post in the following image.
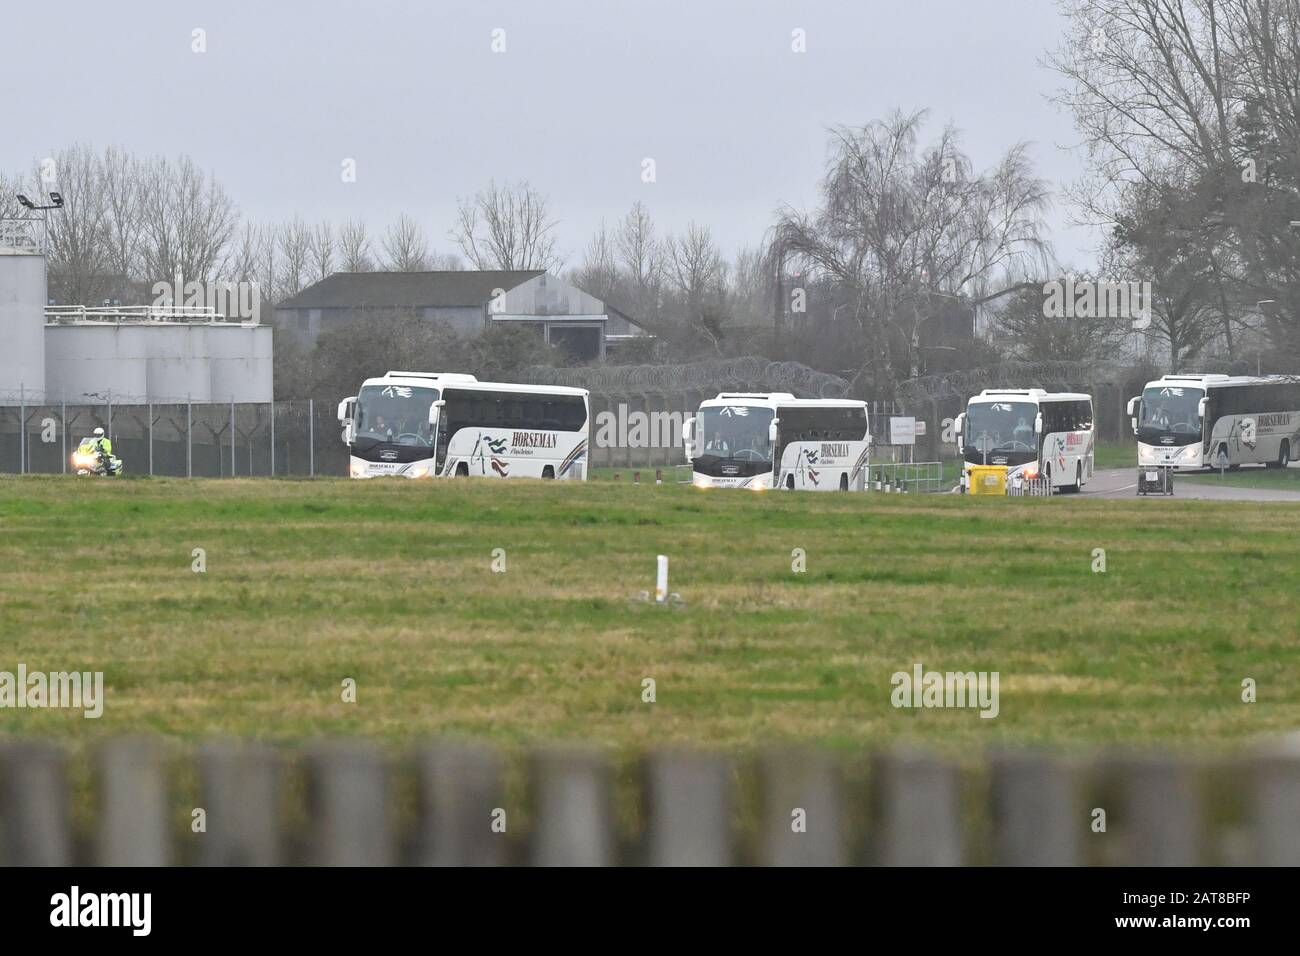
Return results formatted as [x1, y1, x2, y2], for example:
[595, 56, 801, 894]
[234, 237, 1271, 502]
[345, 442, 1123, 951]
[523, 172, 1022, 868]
[655, 555, 668, 604]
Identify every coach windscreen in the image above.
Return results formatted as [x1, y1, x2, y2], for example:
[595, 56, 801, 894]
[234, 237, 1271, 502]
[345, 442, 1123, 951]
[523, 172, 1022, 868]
[693, 405, 775, 476]
[1138, 385, 1203, 447]
[964, 401, 1038, 466]
[354, 384, 439, 451]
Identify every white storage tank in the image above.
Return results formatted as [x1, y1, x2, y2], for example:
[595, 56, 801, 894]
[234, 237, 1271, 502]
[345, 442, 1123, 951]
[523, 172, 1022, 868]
[0, 250, 47, 399]
[208, 324, 273, 403]
[146, 325, 213, 403]
[45, 324, 151, 401]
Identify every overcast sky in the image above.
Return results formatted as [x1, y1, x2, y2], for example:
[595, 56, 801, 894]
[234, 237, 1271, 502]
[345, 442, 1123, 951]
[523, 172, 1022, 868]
[3, 0, 1100, 271]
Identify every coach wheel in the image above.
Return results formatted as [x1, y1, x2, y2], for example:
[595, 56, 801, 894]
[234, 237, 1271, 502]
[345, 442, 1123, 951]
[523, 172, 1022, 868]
[1043, 463, 1051, 491]
[1216, 445, 1230, 470]
[542, 466, 555, 480]
[785, 474, 795, 490]
[839, 474, 849, 491]
[455, 462, 469, 477]
[1270, 441, 1290, 470]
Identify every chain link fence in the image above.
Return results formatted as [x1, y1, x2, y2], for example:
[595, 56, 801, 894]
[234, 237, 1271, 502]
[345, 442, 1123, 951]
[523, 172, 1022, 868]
[0, 389, 346, 477]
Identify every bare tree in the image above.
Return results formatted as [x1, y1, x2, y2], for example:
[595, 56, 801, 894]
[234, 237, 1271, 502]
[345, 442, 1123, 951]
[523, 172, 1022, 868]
[571, 220, 620, 301]
[452, 179, 560, 270]
[427, 251, 464, 270]
[0, 171, 23, 220]
[276, 217, 312, 296]
[338, 219, 374, 272]
[37, 145, 112, 304]
[774, 111, 1051, 387]
[138, 154, 238, 283]
[665, 223, 725, 311]
[308, 221, 335, 283]
[382, 213, 430, 271]
[615, 201, 663, 321]
[100, 146, 144, 292]
[1048, 0, 1300, 361]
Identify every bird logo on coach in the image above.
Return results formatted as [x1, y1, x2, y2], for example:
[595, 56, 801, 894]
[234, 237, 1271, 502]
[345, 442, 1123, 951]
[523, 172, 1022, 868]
[490, 457, 509, 477]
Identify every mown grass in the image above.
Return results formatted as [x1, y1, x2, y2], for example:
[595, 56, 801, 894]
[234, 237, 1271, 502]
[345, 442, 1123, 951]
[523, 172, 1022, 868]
[1, 474, 1297, 755]
[1179, 464, 1300, 491]
[1094, 441, 1137, 470]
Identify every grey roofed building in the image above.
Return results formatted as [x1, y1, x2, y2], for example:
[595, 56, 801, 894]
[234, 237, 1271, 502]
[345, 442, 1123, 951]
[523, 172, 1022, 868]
[274, 269, 647, 361]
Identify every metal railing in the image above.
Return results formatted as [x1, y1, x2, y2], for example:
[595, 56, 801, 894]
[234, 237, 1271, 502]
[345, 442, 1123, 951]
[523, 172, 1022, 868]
[1007, 476, 1054, 497]
[44, 305, 249, 325]
[867, 461, 948, 493]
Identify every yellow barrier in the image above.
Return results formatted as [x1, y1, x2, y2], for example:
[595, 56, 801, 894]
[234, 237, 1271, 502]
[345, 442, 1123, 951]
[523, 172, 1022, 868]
[967, 465, 1008, 496]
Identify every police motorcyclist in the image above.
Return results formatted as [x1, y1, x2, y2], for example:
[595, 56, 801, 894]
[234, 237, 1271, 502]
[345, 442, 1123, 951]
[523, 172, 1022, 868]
[76, 427, 118, 473]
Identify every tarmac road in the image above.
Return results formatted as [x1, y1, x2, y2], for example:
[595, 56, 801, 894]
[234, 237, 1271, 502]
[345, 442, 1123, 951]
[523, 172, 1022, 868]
[1081, 466, 1300, 502]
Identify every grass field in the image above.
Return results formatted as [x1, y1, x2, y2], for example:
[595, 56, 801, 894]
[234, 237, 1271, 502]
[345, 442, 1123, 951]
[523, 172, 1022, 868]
[1179, 464, 1300, 491]
[1093, 441, 1137, 470]
[2, 474, 1298, 755]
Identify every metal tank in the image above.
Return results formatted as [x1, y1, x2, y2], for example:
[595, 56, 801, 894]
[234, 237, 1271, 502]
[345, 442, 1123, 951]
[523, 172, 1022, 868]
[0, 246, 48, 400]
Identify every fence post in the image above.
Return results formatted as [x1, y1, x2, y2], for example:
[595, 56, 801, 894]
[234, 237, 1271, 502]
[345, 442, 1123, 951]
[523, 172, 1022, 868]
[990, 751, 1081, 865]
[643, 751, 732, 866]
[0, 742, 72, 865]
[61, 386, 67, 474]
[413, 744, 506, 866]
[873, 750, 963, 865]
[270, 400, 275, 477]
[230, 397, 236, 477]
[96, 737, 172, 866]
[309, 398, 315, 477]
[107, 388, 112, 444]
[759, 749, 845, 865]
[530, 748, 616, 866]
[304, 743, 392, 866]
[148, 401, 154, 476]
[1253, 736, 1300, 866]
[197, 742, 282, 866]
[186, 395, 192, 477]
[1117, 755, 1202, 866]
[18, 382, 24, 474]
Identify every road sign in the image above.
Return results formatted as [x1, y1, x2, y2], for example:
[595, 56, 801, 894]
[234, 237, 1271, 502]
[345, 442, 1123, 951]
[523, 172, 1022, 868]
[890, 417, 916, 445]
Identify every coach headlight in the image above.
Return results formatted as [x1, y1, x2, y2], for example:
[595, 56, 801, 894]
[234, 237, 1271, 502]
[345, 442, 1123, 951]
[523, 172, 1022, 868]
[1021, 464, 1040, 480]
[350, 461, 367, 477]
[409, 465, 429, 478]
[693, 475, 712, 489]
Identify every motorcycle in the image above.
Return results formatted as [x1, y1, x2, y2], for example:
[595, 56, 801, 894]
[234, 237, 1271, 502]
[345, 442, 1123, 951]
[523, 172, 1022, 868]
[72, 442, 124, 477]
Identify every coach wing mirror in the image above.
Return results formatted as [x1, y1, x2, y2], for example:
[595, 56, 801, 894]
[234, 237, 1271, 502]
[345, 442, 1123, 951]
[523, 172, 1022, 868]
[1197, 396, 1207, 419]
[1127, 396, 1140, 435]
[428, 399, 445, 427]
[954, 413, 965, 453]
[769, 418, 780, 443]
[338, 397, 357, 444]
[1034, 413, 1044, 435]
[682, 416, 696, 461]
